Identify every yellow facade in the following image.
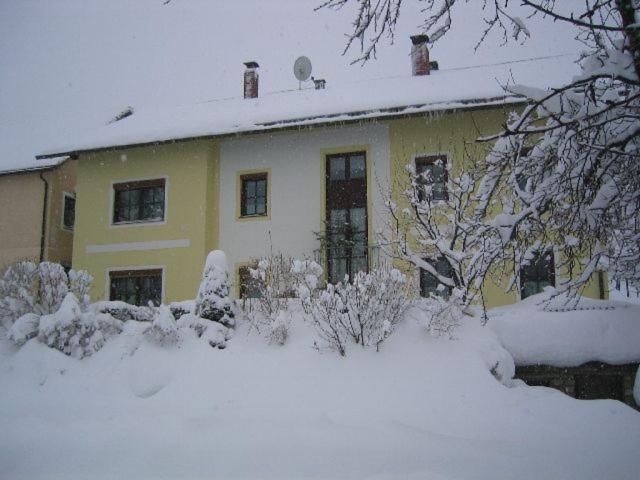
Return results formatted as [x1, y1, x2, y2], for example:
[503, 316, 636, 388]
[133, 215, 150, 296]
[72, 140, 219, 303]
[72, 107, 606, 306]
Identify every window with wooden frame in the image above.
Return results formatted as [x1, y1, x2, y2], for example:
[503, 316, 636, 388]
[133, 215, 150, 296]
[420, 257, 453, 299]
[62, 192, 76, 230]
[520, 250, 555, 299]
[109, 269, 162, 306]
[240, 173, 268, 217]
[325, 151, 368, 284]
[415, 154, 448, 201]
[238, 265, 264, 299]
[112, 178, 165, 224]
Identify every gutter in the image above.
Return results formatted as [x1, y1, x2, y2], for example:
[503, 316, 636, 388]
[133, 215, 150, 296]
[39, 172, 49, 263]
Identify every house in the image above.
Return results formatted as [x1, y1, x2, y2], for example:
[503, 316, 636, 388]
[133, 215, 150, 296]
[36, 36, 606, 307]
[0, 157, 76, 273]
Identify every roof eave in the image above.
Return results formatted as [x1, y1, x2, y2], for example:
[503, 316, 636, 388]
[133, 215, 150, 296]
[35, 95, 526, 160]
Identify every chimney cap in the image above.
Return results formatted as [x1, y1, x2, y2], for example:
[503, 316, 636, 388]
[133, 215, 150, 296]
[244, 61, 259, 69]
[410, 34, 429, 45]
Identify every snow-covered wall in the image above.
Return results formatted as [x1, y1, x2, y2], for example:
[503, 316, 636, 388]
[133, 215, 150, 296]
[218, 123, 390, 294]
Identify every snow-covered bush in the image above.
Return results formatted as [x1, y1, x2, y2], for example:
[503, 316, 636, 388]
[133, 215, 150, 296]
[38, 293, 122, 358]
[0, 261, 37, 327]
[38, 262, 69, 315]
[177, 313, 231, 349]
[144, 305, 180, 347]
[93, 301, 155, 322]
[244, 255, 323, 345]
[0, 261, 94, 328]
[169, 300, 195, 320]
[195, 250, 235, 327]
[7, 312, 40, 346]
[310, 267, 410, 355]
[418, 287, 465, 338]
[68, 269, 93, 310]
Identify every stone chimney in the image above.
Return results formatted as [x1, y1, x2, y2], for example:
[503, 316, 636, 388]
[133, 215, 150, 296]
[243, 61, 259, 99]
[410, 35, 430, 76]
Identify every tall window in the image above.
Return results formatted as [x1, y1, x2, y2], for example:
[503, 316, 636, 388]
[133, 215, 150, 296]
[109, 269, 162, 306]
[240, 173, 268, 217]
[325, 151, 368, 284]
[420, 257, 453, 298]
[520, 250, 555, 299]
[113, 178, 165, 224]
[62, 192, 75, 230]
[415, 154, 448, 201]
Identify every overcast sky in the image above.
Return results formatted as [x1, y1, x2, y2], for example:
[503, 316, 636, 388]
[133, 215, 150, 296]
[0, 0, 587, 171]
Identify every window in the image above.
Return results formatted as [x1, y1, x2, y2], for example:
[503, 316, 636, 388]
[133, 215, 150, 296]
[240, 173, 268, 217]
[62, 192, 75, 230]
[415, 154, 448, 201]
[113, 178, 165, 224]
[420, 257, 453, 298]
[109, 269, 162, 306]
[325, 152, 368, 284]
[238, 265, 263, 299]
[520, 250, 555, 299]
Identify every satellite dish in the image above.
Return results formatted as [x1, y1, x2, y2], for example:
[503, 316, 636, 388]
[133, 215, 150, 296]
[294, 56, 312, 82]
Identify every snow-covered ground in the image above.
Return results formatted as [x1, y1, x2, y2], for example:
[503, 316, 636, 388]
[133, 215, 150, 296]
[1, 303, 639, 480]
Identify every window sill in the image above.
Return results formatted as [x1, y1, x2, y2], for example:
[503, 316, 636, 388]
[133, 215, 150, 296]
[110, 219, 166, 228]
[236, 213, 270, 222]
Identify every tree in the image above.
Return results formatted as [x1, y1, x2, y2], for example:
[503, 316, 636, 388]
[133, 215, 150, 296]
[319, 0, 640, 293]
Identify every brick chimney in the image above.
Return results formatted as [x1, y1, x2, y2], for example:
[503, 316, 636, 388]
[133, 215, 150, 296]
[410, 35, 430, 76]
[243, 61, 259, 99]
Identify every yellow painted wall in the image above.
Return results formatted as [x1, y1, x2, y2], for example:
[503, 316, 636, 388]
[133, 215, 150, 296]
[0, 159, 76, 273]
[73, 140, 219, 303]
[388, 108, 606, 307]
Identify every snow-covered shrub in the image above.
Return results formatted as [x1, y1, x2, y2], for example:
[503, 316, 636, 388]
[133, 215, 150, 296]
[169, 300, 195, 320]
[38, 262, 69, 315]
[38, 293, 122, 358]
[93, 301, 155, 322]
[195, 250, 235, 327]
[0, 262, 94, 328]
[291, 259, 324, 312]
[177, 313, 231, 349]
[7, 313, 40, 346]
[0, 261, 38, 327]
[309, 284, 349, 356]
[418, 287, 465, 338]
[310, 267, 409, 355]
[144, 305, 180, 347]
[68, 269, 93, 310]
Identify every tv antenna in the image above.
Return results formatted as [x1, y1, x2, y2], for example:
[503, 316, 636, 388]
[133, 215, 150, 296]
[293, 56, 312, 89]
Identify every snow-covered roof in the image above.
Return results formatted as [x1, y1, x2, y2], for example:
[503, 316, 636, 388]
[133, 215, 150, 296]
[0, 156, 68, 176]
[36, 55, 576, 159]
[488, 289, 640, 368]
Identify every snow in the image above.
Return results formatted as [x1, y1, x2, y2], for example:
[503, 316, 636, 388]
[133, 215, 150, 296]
[488, 289, 640, 367]
[635, 367, 640, 405]
[39, 56, 578, 158]
[1, 303, 639, 479]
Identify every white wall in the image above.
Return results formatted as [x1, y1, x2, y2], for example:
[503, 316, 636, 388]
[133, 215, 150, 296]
[218, 123, 390, 292]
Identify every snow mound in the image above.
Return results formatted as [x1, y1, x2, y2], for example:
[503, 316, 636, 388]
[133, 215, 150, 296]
[488, 289, 640, 367]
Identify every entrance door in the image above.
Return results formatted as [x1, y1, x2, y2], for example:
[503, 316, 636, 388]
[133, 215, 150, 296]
[325, 152, 368, 284]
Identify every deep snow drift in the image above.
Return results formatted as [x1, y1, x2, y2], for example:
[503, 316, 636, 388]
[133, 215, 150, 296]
[1, 305, 639, 480]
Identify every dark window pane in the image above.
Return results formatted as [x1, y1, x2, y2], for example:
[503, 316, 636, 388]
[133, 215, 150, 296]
[420, 257, 453, 298]
[241, 174, 268, 217]
[329, 156, 346, 180]
[113, 180, 165, 223]
[109, 270, 162, 306]
[520, 250, 555, 299]
[350, 155, 365, 179]
[416, 156, 448, 201]
[63, 195, 75, 230]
